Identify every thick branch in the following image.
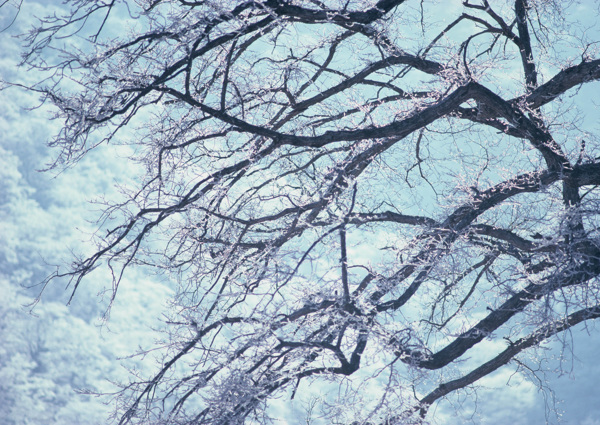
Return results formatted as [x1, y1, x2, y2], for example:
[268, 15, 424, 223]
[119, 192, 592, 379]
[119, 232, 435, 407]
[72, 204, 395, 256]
[398, 259, 600, 370]
[419, 304, 600, 407]
[522, 59, 600, 109]
[514, 0, 538, 88]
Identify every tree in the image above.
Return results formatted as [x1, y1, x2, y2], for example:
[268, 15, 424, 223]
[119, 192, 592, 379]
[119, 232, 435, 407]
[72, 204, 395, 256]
[10, 0, 600, 423]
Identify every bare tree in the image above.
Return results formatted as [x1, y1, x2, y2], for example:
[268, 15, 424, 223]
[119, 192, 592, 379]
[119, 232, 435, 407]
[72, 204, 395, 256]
[13, 0, 600, 423]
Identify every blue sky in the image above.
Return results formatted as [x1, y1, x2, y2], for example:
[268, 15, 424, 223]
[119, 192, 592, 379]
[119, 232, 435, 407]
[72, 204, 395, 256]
[1, 1, 600, 424]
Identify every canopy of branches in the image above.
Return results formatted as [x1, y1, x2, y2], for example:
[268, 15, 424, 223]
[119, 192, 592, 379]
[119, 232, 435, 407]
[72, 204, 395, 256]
[14, 0, 600, 423]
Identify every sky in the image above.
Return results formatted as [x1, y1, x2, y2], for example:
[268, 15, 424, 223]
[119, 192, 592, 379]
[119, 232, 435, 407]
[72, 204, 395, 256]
[1, 1, 600, 424]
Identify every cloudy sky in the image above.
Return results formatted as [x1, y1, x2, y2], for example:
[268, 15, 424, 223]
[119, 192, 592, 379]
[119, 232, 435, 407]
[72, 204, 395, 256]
[1, 1, 600, 424]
